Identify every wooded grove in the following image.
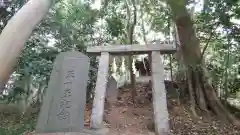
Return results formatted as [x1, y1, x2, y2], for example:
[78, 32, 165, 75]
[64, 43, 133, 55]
[0, 0, 239, 134]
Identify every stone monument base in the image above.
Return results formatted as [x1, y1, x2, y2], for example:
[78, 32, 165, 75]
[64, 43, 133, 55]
[35, 128, 109, 135]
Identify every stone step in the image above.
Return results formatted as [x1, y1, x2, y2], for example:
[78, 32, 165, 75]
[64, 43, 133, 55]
[35, 128, 109, 135]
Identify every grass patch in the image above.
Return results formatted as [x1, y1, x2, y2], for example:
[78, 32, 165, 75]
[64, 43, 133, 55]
[0, 111, 37, 135]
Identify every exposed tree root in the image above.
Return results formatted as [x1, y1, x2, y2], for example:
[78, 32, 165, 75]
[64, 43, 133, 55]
[186, 70, 198, 117]
[186, 66, 240, 128]
[195, 71, 208, 112]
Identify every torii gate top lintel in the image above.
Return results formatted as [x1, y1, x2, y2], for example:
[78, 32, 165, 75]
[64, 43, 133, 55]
[87, 43, 176, 55]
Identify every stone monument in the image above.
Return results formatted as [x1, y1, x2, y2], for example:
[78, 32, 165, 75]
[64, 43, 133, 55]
[105, 76, 118, 103]
[35, 52, 90, 133]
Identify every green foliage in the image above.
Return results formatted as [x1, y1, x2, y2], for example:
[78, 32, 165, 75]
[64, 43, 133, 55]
[195, 0, 240, 97]
[106, 16, 124, 37]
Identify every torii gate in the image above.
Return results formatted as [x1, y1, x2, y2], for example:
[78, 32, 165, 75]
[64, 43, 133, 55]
[87, 42, 176, 135]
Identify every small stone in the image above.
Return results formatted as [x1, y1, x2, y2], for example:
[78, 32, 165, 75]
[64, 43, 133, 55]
[96, 128, 110, 135]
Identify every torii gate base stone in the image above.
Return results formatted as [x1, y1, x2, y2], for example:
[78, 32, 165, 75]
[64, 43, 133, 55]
[87, 43, 176, 135]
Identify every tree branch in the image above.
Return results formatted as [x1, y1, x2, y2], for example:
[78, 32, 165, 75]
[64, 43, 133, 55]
[200, 23, 220, 60]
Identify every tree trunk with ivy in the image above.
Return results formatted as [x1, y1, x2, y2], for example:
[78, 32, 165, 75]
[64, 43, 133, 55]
[167, 0, 240, 127]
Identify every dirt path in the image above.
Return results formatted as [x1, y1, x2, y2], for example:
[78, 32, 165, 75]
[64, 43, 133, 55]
[103, 84, 154, 135]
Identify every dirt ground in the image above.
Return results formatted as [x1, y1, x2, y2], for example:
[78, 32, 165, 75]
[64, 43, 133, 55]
[84, 83, 240, 135]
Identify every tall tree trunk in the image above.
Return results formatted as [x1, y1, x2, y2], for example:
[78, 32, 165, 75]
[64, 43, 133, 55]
[167, 0, 240, 127]
[126, 0, 137, 103]
[223, 32, 231, 101]
[140, 5, 150, 76]
[0, 0, 54, 93]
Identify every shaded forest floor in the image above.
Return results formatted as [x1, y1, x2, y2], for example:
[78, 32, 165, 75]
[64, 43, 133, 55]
[84, 83, 240, 135]
[0, 83, 240, 134]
